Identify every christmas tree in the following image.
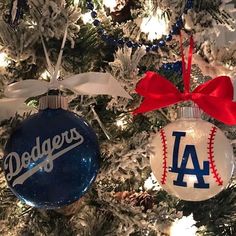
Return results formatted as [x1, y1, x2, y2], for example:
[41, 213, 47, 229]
[0, 0, 236, 235]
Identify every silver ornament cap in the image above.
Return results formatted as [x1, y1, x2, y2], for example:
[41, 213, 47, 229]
[177, 106, 202, 119]
[39, 95, 68, 110]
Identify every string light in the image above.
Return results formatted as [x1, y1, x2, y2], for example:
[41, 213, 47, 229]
[170, 214, 197, 236]
[103, 0, 117, 12]
[116, 116, 128, 130]
[81, 12, 93, 24]
[73, 0, 80, 5]
[0, 52, 10, 67]
[140, 9, 169, 41]
[40, 70, 51, 80]
[86, 0, 193, 51]
[115, 113, 133, 130]
[144, 173, 162, 191]
[26, 20, 37, 29]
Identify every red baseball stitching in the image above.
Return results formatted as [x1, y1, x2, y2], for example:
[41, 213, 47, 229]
[207, 126, 223, 186]
[160, 129, 168, 185]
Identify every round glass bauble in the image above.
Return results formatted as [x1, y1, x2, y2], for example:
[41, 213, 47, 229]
[3, 108, 100, 208]
[150, 118, 234, 201]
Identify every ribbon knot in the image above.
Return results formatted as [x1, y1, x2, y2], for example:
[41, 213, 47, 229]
[133, 35, 236, 125]
[181, 92, 192, 101]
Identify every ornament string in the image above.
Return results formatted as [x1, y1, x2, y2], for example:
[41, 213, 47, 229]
[1, 23, 131, 124]
[40, 35, 54, 77]
[180, 33, 194, 94]
[39, 25, 123, 140]
[39, 23, 69, 88]
[133, 34, 236, 125]
[53, 23, 68, 83]
[1, 23, 131, 121]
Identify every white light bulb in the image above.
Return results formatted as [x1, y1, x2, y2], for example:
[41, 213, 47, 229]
[103, 0, 117, 12]
[0, 52, 10, 67]
[116, 118, 128, 130]
[144, 173, 162, 191]
[73, 0, 80, 5]
[116, 119, 124, 127]
[40, 70, 51, 80]
[140, 9, 169, 41]
[170, 214, 197, 236]
[81, 12, 93, 24]
[26, 20, 37, 29]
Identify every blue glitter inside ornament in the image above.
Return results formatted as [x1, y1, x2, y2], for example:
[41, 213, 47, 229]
[3, 108, 100, 209]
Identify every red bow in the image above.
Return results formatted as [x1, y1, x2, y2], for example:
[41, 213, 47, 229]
[133, 36, 236, 125]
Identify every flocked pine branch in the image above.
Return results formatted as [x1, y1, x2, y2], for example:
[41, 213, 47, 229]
[0, 0, 235, 236]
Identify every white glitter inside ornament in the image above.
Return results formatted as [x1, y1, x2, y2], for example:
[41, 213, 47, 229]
[150, 107, 234, 201]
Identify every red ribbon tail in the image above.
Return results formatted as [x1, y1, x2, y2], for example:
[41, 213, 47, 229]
[133, 95, 182, 114]
[133, 37, 236, 125]
[180, 33, 194, 93]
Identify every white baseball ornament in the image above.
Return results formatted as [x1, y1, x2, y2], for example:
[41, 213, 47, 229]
[150, 107, 234, 201]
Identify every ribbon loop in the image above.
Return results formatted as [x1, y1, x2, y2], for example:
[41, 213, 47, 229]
[134, 35, 236, 125]
[4, 72, 132, 99]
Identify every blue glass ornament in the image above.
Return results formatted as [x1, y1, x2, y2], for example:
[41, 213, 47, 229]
[3, 96, 100, 209]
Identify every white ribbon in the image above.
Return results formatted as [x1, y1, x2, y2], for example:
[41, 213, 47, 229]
[0, 71, 131, 121]
[4, 72, 132, 98]
[39, 22, 69, 84]
[0, 98, 35, 122]
[3, 24, 131, 98]
[0, 23, 131, 121]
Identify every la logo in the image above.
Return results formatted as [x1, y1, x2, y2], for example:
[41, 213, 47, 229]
[170, 131, 210, 189]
